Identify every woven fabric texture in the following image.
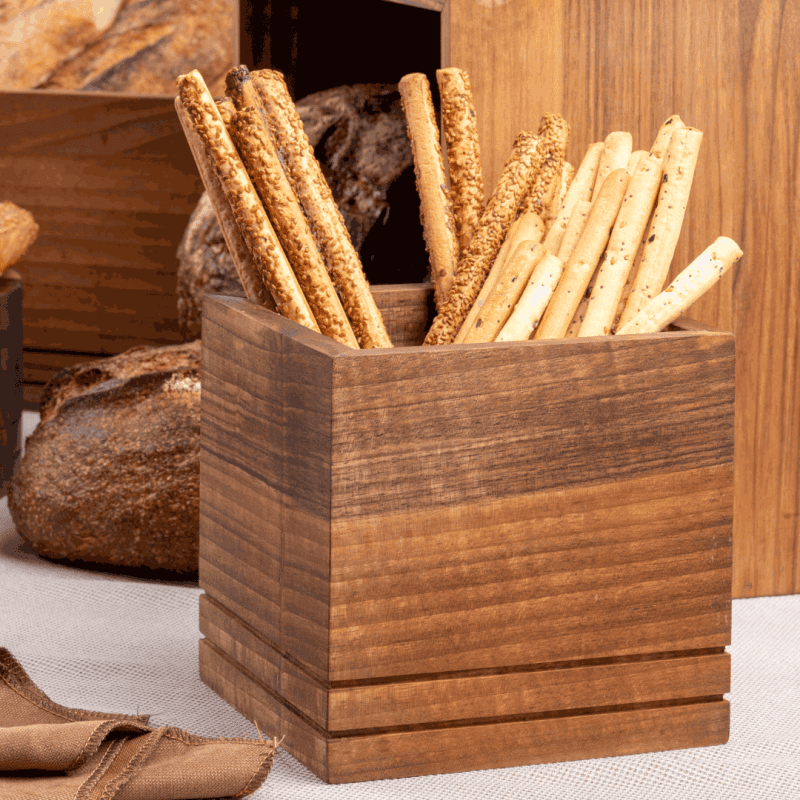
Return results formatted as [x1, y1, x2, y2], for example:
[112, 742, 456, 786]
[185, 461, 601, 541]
[2, 411, 799, 799]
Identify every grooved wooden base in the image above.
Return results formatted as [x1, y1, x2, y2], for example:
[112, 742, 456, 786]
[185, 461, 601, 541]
[199, 284, 734, 782]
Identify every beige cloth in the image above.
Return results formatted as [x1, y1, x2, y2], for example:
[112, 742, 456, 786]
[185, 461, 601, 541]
[0, 648, 275, 799]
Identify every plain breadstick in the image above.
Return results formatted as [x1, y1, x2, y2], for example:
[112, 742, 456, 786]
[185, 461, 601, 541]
[176, 71, 318, 331]
[252, 69, 392, 348]
[535, 169, 630, 339]
[649, 114, 684, 166]
[424, 131, 543, 346]
[541, 142, 602, 255]
[175, 97, 274, 311]
[0, 201, 38, 276]
[616, 237, 742, 335]
[544, 161, 574, 230]
[579, 153, 663, 337]
[454, 211, 545, 343]
[399, 72, 459, 308]
[556, 200, 592, 263]
[626, 149, 648, 174]
[496, 252, 564, 342]
[437, 68, 484, 258]
[592, 132, 632, 198]
[617, 126, 703, 329]
[462, 241, 545, 343]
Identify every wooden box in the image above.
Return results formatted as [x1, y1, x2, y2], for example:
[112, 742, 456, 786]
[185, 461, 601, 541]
[198, 284, 734, 783]
[0, 272, 23, 497]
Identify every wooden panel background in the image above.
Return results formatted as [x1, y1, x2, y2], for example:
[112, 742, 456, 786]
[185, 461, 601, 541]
[437, 0, 799, 599]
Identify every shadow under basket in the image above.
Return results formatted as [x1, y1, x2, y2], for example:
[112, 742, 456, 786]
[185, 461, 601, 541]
[198, 282, 734, 784]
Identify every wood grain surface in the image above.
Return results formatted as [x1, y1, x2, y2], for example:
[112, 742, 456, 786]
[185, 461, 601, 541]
[0, 88, 204, 402]
[0, 275, 22, 496]
[445, 0, 798, 598]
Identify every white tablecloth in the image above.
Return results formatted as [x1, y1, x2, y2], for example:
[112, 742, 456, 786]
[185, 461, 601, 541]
[2, 411, 799, 799]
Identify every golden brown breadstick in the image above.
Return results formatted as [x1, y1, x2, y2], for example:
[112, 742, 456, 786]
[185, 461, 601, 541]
[579, 153, 662, 337]
[535, 169, 630, 339]
[617, 237, 742, 335]
[541, 142, 602, 255]
[437, 67, 484, 258]
[556, 200, 592, 263]
[649, 114, 685, 166]
[399, 72, 459, 309]
[423, 131, 543, 346]
[544, 161, 574, 230]
[252, 69, 392, 348]
[462, 241, 545, 343]
[626, 149, 648, 174]
[177, 71, 319, 331]
[520, 113, 570, 217]
[0, 201, 38, 276]
[175, 96, 274, 311]
[592, 132, 632, 198]
[455, 210, 545, 343]
[215, 96, 237, 127]
[496, 252, 564, 342]
[617, 127, 702, 329]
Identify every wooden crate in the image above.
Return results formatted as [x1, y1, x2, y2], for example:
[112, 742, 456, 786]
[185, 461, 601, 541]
[0, 272, 23, 496]
[198, 285, 733, 783]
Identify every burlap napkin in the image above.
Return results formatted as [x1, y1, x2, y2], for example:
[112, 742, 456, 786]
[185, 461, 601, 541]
[0, 648, 276, 799]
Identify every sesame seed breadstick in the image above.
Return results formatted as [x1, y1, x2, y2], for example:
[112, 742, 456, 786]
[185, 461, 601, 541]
[462, 240, 545, 343]
[535, 169, 630, 340]
[626, 149, 648, 174]
[592, 132, 632, 198]
[579, 153, 663, 337]
[215, 96, 236, 127]
[175, 96, 274, 311]
[176, 73, 318, 328]
[454, 210, 545, 343]
[423, 131, 543, 346]
[496, 252, 564, 342]
[437, 67, 484, 258]
[520, 113, 570, 217]
[649, 114, 685, 166]
[252, 69, 392, 348]
[617, 127, 703, 329]
[541, 142, 602, 256]
[616, 237, 742, 335]
[399, 72, 459, 309]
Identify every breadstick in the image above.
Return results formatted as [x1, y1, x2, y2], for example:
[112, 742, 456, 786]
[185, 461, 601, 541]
[520, 113, 570, 217]
[215, 96, 236, 127]
[626, 149, 648, 174]
[454, 210, 545, 343]
[544, 161, 574, 231]
[616, 237, 742, 335]
[496, 252, 564, 342]
[649, 114, 685, 166]
[0, 201, 38, 276]
[424, 131, 543, 346]
[175, 96, 274, 311]
[399, 72, 459, 308]
[541, 142, 602, 255]
[617, 127, 702, 329]
[252, 69, 392, 348]
[462, 241, 545, 343]
[437, 68, 484, 258]
[556, 200, 592, 263]
[579, 153, 662, 337]
[592, 132, 632, 198]
[535, 169, 630, 340]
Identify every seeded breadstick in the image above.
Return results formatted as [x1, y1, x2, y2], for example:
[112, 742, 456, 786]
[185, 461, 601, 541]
[215, 96, 236, 127]
[535, 169, 630, 340]
[544, 161, 574, 230]
[455, 210, 545, 343]
[175, 96, 274, 311]
[424, 131, 543, 346]
[617, 127, 703, 329]
[626, 149, 648, 174]
[556, 200, 592, 263]
[617, 237, 742, 335]
[462, 241, 545, 343]
[520, 113, 570, 217]
[541, 142, 602, 255]
[252, 69, 392, 348]
[649, 114, 685, 166]
[0, 201, 38, 276]
[592, 132, 633, 198]
[496, 252, 564, 342]
[579, 153, 663, 337]
[399, 72, 459, 309]
[176, 72, 319, 329]
[437, 68, 484, 258]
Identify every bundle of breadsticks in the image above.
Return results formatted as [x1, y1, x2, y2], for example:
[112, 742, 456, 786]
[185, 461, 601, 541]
[402, 68, 742, 345]
[175, 66, 392, 349]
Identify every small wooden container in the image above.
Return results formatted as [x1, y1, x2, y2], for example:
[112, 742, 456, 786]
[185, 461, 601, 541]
[0, 272, 23, 497]
[198, 284, 734, 783]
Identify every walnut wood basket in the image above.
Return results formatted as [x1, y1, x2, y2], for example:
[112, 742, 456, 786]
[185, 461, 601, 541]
[198, 285, 733, 783]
